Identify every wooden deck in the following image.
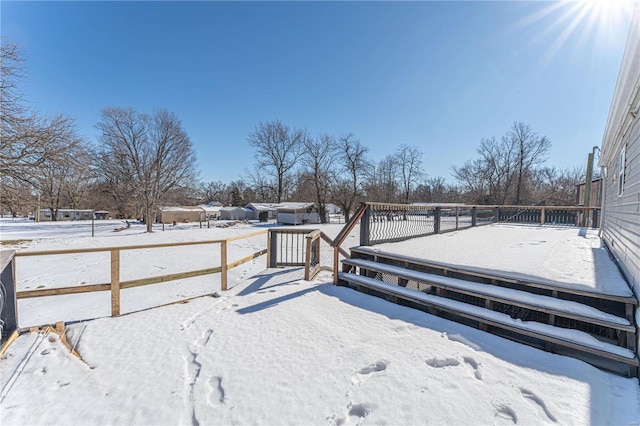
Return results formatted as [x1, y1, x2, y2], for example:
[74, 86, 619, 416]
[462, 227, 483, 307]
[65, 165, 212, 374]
[339, 224, 639, 377]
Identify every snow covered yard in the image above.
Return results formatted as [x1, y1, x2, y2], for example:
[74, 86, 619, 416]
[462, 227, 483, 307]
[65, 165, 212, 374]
[1, 219, 639, 425]
[1, 269, 639, 425]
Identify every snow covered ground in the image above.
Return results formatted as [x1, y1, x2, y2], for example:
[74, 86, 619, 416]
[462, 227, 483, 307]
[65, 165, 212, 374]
[377, 223, 632, 297]
[1, 220, 639, 424]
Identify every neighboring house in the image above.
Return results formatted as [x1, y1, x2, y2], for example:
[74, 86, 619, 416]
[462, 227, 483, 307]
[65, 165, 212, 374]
[276, 202, 321, 225]
[199, 205, 221, 220]
[94, 210, 111, 220]
[38, 209, 94, 221]
[219, 206, 247, 221]
[325, 203, 341, 215]
[159, 206, 206, 224]
[244, 203, 279, 221]
[598, 4, 640, 349]
[575, 178, 603, 207]
[207, 201, 223, 207]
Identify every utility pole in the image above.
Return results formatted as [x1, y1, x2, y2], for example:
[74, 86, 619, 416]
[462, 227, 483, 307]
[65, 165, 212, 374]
[581, 146, 598, 227]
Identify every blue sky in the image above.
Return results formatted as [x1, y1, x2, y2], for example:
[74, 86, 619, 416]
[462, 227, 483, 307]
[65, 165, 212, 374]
[2, 1, 635, 184]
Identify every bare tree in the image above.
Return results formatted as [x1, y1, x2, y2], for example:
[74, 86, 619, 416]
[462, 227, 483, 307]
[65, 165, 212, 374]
[453, 122, 551, 205]
[300, 134, 338, 223]
[331, 133, 370, 222]
[395, 144, 424, 203]
[365, 155, 400, 203]
[243, 167, 277, 203]
[506, 122, 551, 204]
[199, 181, 227, 204]
[37, 141, 92, 219]
[247, 120, 305, 203]
[96, 107, 197, 232]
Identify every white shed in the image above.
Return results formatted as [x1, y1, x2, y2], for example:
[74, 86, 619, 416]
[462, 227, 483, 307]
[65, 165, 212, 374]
[276, 202, 320, 225]
[219, 206, 247, 221]
[244, 203, 278, 221]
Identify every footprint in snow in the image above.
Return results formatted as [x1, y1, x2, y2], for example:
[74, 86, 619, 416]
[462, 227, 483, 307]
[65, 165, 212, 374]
[425, 357, 460, 368]
[463, 356, 482, 380]
[519, 388, 557, 422]
[350, 361, 387, 385]
[494, 403, 518, 424]
[329, 403, 373, 426]
[206, 376, 225, 407]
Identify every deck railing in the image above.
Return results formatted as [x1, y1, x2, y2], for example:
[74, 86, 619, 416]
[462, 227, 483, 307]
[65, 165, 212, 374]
[357, 203, 600, 246]
[268, 228, 342, 281]
[327, 202, 601, 283]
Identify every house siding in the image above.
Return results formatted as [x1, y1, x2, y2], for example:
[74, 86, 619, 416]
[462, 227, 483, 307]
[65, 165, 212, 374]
[602, 117, 640, 296]
[599, 4, 640, 356]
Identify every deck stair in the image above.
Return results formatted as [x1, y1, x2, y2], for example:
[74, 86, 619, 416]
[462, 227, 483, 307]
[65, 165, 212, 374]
[339, 247, 639, 378]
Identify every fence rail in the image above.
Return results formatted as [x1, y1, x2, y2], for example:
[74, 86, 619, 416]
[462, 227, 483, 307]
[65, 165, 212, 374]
[13, 230, 268, 317]
[358, 203, 600, 246]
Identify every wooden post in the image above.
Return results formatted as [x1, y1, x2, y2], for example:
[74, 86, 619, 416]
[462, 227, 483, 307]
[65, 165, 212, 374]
[434, 207, 441, 234]
[333, 246, 340, 285]
[541, 208, 546, 225]
[360, 206, 371, 246]
[471, 207, 477, 227]
[493, 207, 500, 223]
[221, 241, 228, 291]
[266, 230, 271, 268]
[110, 249, 120, 316]
[269, 229, 278, 268]
[304, 234, 313, 281]
[455, 207, 459, 230]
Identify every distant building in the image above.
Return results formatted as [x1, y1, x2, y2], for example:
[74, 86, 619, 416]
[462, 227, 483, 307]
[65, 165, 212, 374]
[94, 210, 110, 220]
[199, 205, 221, 220]
[276, 202, 321, 225]
[219, 206, 247, 221]
[38, 209, 94, 221]
[159, 206, 206, 224]
[244, 203, 279, 221]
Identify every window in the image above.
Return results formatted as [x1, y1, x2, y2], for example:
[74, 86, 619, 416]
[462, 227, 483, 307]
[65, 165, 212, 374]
[618, 145, 626, 196]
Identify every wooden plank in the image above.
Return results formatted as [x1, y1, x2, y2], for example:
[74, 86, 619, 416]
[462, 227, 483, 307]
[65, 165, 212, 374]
[341, 274, 638, 368]
[111, 249, 120, 317]
[225, 230, 268, 242]
[120, 267, 223, 289]
[17, 283, 111, 299]
[0, 330, 19, 356]
[15, 239, 227, 257]
[350, 247, 637, 304]
[227, 249, 268, 270]
[342, 259, 635, 332]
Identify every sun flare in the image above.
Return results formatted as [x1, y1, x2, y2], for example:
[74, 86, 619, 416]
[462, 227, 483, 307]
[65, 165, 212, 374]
[509, 0, 636, 67]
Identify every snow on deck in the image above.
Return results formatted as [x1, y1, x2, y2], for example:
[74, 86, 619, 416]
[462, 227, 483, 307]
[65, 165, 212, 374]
[372, 223, 633, 297]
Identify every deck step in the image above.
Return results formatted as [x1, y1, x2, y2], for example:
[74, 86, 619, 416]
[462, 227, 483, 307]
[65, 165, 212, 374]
[338, 272, 639, 376]
[350, 246, 638, 308]
[342, 258, 634, 333]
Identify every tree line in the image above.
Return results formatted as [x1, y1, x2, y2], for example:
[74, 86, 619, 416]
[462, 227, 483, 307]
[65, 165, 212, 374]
[1, 42, 584, 228]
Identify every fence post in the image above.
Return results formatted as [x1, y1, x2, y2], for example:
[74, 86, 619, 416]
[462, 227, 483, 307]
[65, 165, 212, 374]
[304, 234, 312, 281]
[360, 206, 371, 246]
[592, 209, 599, 228]
[434, 207, 441, 234]
[269, 229, 278, 268]
[471, 207, 477, 227]
[541, 208, 546, 225]
[110, 249, 120, 316]
[493, 207, 500, 223]
[455, 207, 459, 230]
[221, 240, 228, 291]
